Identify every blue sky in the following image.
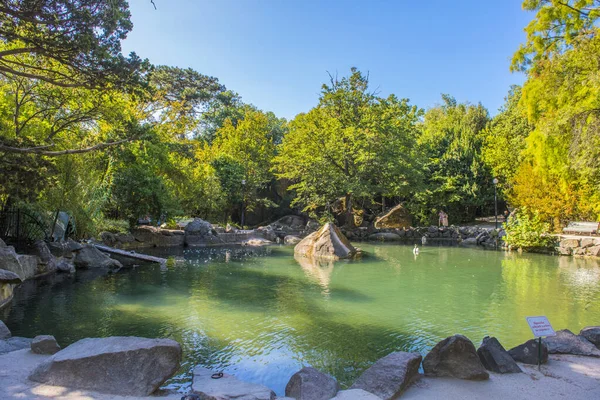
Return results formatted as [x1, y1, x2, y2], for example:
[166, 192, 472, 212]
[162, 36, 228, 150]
[122, 0, 533, 119]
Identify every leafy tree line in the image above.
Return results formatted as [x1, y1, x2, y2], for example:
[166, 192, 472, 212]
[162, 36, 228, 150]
[0, 0, 598, 237]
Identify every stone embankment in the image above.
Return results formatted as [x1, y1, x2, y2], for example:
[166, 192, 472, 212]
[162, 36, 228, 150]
[1, 319, 598, 399]
[556, 237, 600, 257]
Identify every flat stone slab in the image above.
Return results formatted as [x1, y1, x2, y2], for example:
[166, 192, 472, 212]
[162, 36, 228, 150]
[351, 351, 422, 399]
[29, 336, 181, 396]
[331, 389, 383, 399]
[192, 366, 276, 400]
[544, 329, 600, 357]
[0, 320, 10, 339]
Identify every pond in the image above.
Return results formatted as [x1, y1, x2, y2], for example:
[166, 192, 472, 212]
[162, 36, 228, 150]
[3, 243, 600, 395]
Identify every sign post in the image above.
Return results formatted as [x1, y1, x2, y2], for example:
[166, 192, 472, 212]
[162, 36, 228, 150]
[526, 316, 556, 370]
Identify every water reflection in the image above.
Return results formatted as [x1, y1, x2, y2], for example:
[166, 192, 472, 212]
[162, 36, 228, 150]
[3, 244, 600, 395]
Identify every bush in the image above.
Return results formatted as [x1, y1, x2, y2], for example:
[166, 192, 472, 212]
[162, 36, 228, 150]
[503, 208, 556, 250]
[95, 218, 130, 234]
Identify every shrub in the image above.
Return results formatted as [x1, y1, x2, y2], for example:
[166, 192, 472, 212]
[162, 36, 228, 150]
[95, 218, 130, 234]
[503, 207, 556, 250]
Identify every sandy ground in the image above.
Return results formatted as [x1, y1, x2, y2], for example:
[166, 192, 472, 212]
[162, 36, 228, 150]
[1, 349, 599, 399]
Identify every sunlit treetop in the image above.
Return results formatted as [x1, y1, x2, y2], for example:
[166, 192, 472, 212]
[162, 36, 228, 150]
[512, 0, 600, 72]
[0, 0, 148, 88]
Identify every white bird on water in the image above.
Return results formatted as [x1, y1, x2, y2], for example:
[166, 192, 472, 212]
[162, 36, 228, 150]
[413, 244, 420, 255]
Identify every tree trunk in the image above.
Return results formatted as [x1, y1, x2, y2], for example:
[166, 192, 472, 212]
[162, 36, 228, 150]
[345, 193, 353, 228]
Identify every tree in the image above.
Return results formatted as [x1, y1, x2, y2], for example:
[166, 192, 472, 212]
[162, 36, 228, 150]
[275, 68, 423, 224]
[416, 95, 493, 223]
[0, 0, 147, 88]
[482, 85, 532, 193]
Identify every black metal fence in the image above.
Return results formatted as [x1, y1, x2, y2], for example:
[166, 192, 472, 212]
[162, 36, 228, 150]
[0, 206, 49, 252]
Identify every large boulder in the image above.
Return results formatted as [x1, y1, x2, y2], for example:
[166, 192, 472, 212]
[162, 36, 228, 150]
[508, 339, 548, 365]
[0, 269, 21, 308]
[33, 240, 57, 275]
[294, 223, 358, 260]
[374, 204, 412, 229]
[580, 326, 600, 348]
[29, 336, 182, 396]
[73, 245, 122, 270]
[284, 235, 302, 245]
[476, 336, 521, 373]
[423, 335, 489, 380]
[192, 366, 275, 400]
[184, 218, 222, 246]
[331, 389, 382, 400]
[285, 366, 339, 400]
[0, 269, 21, 285]
[47, 239, 83, 258]
[560, 238, 580, 249]
[0, 244, 37, 280]
[0, 320, 10, 339]
[56, 258, 75, 273]
[351, 351, 421, 400]
[543, 329, 600, 357]
[31, 335, 61, 355]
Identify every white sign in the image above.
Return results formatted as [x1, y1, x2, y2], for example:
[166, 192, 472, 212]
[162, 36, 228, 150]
[526, 316, 556, 337]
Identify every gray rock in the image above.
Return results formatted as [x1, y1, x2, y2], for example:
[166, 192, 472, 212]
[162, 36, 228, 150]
[560, 239, 580, 249]
[192, 366, 275, 400]
[331, 389, 382, 400]
[31, 335, 61, 355]
[0, 269, 22, 284]
[587, 245, 600, 257]
[185, 218, 213, 236]
[0, 320, 10, 339]
[0, 336, 33, 355]
[29, 336, 181, 396]
[580, 326, 600, 348]
[33, 240, 58, 275]
[368, 232, 401, 242]
[556, 247, 572, 256]
[73, 245, 122, 270]
[351, 351, 421, 399]
[285, 366, 339, 400]
[477, 336, 521, 373]
[56, 258, 75, 273]
[461, 238, 478, 246]
[0, 245, 36, 280]
[295, 223, 358, 260]
[543, 329, 600, 357]
[508, 339, 548, 365]
[580, 238, 596, 248]
[423, 335, 489, 380]
[284, 235, 302, 245]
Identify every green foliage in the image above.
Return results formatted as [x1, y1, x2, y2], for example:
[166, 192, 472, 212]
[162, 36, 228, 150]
[414, 95, 493, 223]
[95, 219, 129, 234]
[275, 68, 423, 223]
[503, 207, 556, 250]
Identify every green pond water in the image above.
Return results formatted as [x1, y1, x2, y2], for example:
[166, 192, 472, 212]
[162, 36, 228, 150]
[3, 243, 600, 394]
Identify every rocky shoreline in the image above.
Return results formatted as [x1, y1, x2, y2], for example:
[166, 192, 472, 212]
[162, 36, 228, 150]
[1, 319, 599, 400]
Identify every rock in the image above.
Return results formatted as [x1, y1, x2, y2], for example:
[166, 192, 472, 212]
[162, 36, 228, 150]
[560, 239, 580, 249]
[368, 232, 401, 242]
[580, 327, 600, 348]
[33, 240, 57, 274]
[31, 335, 61, 354]
[56, 258, 75, 273]
[423, 335, 489, 380]
[461, 238, 478, 246]
[47, 239, 83, 258]
[100, 231, 117, 246]
[284, 235, 302, 245]
[73, 245, 122, 270]
[351, 351, 421, 399]
[192, 366, 275, 400]
[258, 226, 279, 242]
[294, 223, 358, 260]
[0, 336, 33, 355]
[0, 320, 10, 339]
[0, 269, 22, 284]
[543, 329, 600, 357]
[587, 245, 600, 257]
[285, 366, 339, 400]
[331, 389, 382, 400]
[508, 339, 548, 364]
[0, 244, 36, 280]
[243, 238, 273, 246]
[29, 336, 182, 396]
[305, 220, 320, 233]
[185, 218, 213, 236]
[557, 247, 572, 256]
[476, 336, 521, 373]
[184, 218, 222, 246]
[580, 238, 596, 248]
[573, 247, 587, 256]
[374, 204, 412, 229]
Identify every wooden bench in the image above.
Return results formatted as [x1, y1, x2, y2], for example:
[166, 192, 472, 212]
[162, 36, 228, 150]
[563, 221, 600, 235]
